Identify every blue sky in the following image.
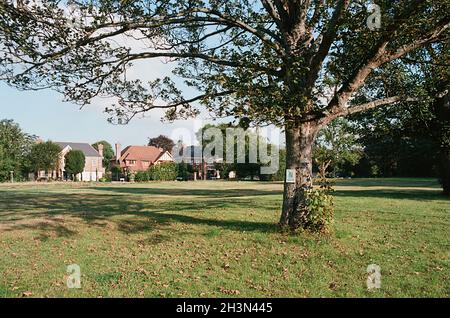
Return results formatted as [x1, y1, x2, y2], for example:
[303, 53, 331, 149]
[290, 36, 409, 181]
[1, 80, 283, 148]
[0, 81, 208, 147]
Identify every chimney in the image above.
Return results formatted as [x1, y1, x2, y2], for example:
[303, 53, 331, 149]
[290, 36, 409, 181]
[97, 143, 104, 158]
[115, 143, 121, 162]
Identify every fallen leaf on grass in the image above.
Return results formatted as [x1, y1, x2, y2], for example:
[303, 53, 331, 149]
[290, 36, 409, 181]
[22, 291, 33, 297]
[219, 287, 240, 295]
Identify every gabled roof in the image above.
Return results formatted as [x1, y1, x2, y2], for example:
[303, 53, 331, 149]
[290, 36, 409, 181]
[119, 146, 172, 171]
[56, 142, 101, 157]
[120, 146, 165, 162]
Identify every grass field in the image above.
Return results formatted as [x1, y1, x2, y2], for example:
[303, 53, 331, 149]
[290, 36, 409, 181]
[0, 178, 448, 298]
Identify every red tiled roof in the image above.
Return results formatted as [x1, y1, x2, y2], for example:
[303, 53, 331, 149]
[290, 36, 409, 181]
[119, 146, 166, 171]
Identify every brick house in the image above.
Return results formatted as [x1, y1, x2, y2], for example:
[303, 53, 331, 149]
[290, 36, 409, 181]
[35, 142, 105, 181]
[112, 143, 174, 174]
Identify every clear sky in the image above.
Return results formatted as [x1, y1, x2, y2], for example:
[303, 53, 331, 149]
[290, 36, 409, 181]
[0, 80, 213, 148]
[1, 81, 283, 148]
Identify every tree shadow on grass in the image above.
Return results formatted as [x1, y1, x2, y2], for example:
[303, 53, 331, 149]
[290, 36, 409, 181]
[91, 186, 281, 197]
[1, 181, 445, 242]
[0, 190, 279, 241]
[334, 178, 441, 189]
[334, 188, 446, 201]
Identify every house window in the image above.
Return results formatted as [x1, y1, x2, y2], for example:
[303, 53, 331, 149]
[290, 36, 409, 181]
[127, 160, 137, 165]
[142, 160, 150, 166]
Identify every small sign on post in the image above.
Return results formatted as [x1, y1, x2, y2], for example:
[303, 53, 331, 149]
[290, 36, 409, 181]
[286, 169, 296, 183]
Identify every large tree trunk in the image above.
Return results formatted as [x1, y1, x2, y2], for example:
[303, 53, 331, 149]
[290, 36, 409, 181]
[437, 90, 450, 196]
[279, 122, 318, 230]
[439, 148, 450, 196]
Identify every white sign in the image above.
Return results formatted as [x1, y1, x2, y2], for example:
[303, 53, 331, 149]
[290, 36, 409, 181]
[286, 169, 296, 183]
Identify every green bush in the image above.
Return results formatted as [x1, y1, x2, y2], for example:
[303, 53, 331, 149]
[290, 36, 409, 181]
[296, 177, 334, 234]
[148, 162, 178, 181]
[134, 171, 149, 182]
[104, 172, 112, 182]
[214, 162, 233, 180]
[110, 166, 122, 181]
[65, 150, 86, 181]
[177, 162, 189, 181]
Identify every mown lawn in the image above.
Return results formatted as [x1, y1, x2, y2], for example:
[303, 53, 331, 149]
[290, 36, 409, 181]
[0, 178, 448, 298]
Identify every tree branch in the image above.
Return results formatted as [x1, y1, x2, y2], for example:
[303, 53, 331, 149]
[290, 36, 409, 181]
[261, 0, 282, 27]
[306, 0, 350, 91]
[121, 51, 281, 76]
[381, 18, 450, 64]
[322, 18, 448, 121]
[122, 90, 235, 123]
[319, 0, 437, 118]
[319, 96, 419, 126]
[85, 8, 285, 54]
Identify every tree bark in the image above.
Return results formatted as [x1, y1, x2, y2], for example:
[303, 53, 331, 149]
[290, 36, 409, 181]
[437, 90, 450, 196]
[279, 122, 318, 230]
[439, 148, 450, 196]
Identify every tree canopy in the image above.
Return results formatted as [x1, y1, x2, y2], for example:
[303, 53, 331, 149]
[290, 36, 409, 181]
[148, 134, 175, 153]
[0, 1, 447, 125]
[29, 141, 61, 174]
[0, 119, 36, 181]
[65, 149, 86, 180]
[92, 140, 114, 168]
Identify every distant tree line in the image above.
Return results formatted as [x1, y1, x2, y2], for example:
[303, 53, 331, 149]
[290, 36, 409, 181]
[312, 117, 442, 179]
[0, 119, 35, 182]
[193, 121, 447, 194]
[0, 119, 112, 182]
[1, 118, 447, 195]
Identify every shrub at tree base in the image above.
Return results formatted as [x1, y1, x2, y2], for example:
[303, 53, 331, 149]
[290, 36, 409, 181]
[293, 178, 334, 234]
